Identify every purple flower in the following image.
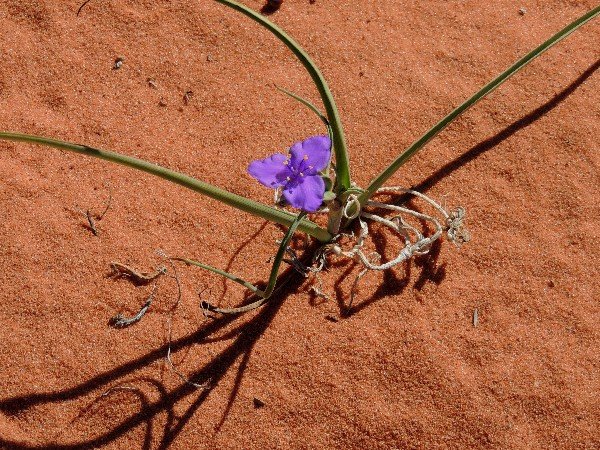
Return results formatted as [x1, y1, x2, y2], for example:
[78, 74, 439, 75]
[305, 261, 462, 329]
[248, 135, 331, 212]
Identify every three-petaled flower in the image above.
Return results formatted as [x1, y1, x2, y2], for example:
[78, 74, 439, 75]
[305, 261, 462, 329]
[248, 135, 331, 212]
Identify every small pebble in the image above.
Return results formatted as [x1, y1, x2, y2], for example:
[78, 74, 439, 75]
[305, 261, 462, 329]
[518, 7, 527, 15]
[253, 397, 265, 408]
[113, 56, 125, 70]
[183, 90, 193, 105]
[158, 98, 167, 107]
[473, 308, 479, 327]
[147, 78, 158, 89]
[206, 54, 213, 62]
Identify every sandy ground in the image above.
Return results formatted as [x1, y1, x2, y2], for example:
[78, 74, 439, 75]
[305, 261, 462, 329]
[0, 1, 599, 448]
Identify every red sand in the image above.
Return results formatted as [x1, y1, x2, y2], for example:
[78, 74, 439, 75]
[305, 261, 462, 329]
[1, 1, 598, 448]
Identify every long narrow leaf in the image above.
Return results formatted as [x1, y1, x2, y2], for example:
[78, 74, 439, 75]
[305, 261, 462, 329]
[214, 0, 351, 192]
[0, 132, 332, 242]
[360, 5, 600, 204]
[276, 85, 329, 126]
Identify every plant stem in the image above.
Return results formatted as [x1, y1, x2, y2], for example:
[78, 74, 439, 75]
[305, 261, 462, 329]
[359, 5, 600, 205]
[176, 212, 306, 315]
[0, 132, 332, 242]
[214, 0, 351, 192]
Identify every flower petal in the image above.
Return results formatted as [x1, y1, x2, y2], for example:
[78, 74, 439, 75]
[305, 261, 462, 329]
[282, 175, 325, 212]
[289, 135, 331, 174]
[247, 153, 290, 188]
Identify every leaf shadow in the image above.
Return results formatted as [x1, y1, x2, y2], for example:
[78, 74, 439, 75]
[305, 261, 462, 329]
[0, 242, 315, 449]
[406, 58, 600, 197]
[1, 57, 596, 450]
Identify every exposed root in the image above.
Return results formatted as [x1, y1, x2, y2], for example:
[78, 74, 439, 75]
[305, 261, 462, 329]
[158, 250, 211, 390]
[263, 187, 467, 312]
[347, 252, 380, 314]
[308, 272, 330, 303]
[310, 187, 469, 306]
[325, 187, 469, 269]
[373, 186, 470, 246]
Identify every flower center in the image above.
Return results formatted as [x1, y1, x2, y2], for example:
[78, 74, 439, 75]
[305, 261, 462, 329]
[279, 153, 318, 187]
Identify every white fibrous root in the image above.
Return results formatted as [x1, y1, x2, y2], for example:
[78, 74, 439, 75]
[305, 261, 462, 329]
[306, 187, 469, 304]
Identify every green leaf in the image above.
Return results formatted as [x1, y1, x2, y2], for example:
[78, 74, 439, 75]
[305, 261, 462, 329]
[0, 131, 332, 242]
[360, 5, 600, 205]
[214, 0, 351, 193]
[276, 85, 329, 126]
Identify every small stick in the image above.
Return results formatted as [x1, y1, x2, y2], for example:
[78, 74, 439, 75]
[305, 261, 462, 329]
[96, 184, 112, 220]
[183, 90, 193, 105]
[110, 262, 167, 284]
[166, 321, 211, 389]
[473, 308, 479, 327]
[76, 0, 93, 16]
[74, 206, 99, 236]
[100, 385, 139, 398]
[86, 209, 99, 236]
[75, 184, 112, 235]
[110, 283, 158, 328]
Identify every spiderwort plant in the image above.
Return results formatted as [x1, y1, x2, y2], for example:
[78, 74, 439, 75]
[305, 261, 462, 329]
[1, 1, 599, 316]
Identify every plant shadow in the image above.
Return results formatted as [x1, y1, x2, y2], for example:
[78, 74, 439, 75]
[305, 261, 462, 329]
[405, 59, 600, 197]
[1, 58, 596, 450]
[0, 239, 316, 449]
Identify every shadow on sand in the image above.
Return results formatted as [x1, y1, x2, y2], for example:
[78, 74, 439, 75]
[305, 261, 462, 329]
[1, 59, 597, 449]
